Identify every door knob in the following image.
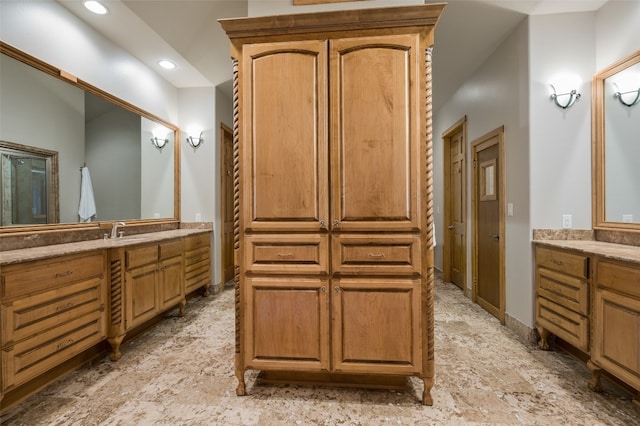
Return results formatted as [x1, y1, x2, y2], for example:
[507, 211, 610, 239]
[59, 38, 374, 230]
[489, 234, 500, 240]
[447, 225, 455, 229]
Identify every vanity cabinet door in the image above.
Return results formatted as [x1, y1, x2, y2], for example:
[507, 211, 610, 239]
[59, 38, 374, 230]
[125, 245, 160, 329]
[159, 240, 184, 310]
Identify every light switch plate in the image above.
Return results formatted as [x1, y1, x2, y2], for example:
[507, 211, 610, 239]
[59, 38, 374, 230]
[562, 214, 572, 229]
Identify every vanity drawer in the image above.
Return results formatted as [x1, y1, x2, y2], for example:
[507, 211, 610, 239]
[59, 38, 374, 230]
[595, 259, 640, 298]
[185, 247, 211, 294]
[244, 234, 328, 274]
[536, 296, 588, 352]
[332, 234, 421, 275]
[536, 246, 589, 279]
[126, 245, 159, 270]
[2, 278, 104, 344]
[160, 239, 183, 260]
[1, 252, 105, 300]
[1, 311, 104, 392]
[537, 268, 588, 316]
[184, 233, 210, 251]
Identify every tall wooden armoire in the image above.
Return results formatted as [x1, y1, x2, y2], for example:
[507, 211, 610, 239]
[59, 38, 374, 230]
[219, 4, 444, 405]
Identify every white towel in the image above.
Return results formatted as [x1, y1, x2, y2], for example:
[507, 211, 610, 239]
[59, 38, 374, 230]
[78, 166, 97, 222]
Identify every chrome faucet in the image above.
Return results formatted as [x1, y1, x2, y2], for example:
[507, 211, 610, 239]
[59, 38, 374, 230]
[110, 222, 125, 238]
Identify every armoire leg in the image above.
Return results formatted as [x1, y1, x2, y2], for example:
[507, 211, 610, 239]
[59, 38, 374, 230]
[235, 368, 246, 396]
[422, 376, 434, 406]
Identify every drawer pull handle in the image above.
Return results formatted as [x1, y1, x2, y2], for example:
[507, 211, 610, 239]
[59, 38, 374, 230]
[368, 253, 385, 258]
[57, 339, 75, 350]
[55, 270, 73, 279]
[277, 253, 293, 258]
[56, 302, 75, 312]
[550, 259, 564, 266]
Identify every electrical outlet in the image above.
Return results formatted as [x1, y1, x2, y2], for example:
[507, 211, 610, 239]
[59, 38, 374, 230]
[195, 213, 202, 222]
[562, 214, 572, 229]
[153, 212, 160, 219]
[623, 214, 633, 223]
[507, 203, 514, 217]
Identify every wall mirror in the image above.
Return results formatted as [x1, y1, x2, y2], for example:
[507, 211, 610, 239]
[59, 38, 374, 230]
[0, 42, 180, 236]
[593, 50, 640, 232]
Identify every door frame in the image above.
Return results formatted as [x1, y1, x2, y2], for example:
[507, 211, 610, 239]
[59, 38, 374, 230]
[471, 126, 505, 324]
[442, 115, 467, 295]
[220, 122, 233, 288]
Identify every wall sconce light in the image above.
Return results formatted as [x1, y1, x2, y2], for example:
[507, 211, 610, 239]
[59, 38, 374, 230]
[550, 84, 581, 109]
[186, 129, 204, 149]
[151, 127, 169, 150]
[613, 83, 640, 107]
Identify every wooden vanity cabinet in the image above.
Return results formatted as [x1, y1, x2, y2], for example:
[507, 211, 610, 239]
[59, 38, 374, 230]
[0, 251, 107, 399]
[534, 242, 640, 398]
[535, 245, 590, 352]
[109, 238, 186, 360]
[220, 4, 443, 405]
[591, 258, 640, 393]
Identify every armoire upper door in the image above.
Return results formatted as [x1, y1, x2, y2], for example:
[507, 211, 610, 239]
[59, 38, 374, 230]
[330, 34, 421, 232]
[242, 40, 329, 232]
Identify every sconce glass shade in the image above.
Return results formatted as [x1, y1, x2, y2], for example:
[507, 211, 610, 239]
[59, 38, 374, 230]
[151, 127, 170, 150]
[186, 132, 204, 149]
[613, 87, 640, 107]
[550, 84, 581, 109]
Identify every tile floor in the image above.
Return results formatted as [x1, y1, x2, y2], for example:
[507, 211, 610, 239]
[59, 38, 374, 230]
[2, 278, 639, 425]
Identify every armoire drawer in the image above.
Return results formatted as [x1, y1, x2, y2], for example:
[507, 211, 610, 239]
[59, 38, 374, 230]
[332, 234, 421, 275]
[536, 246, 589, 279]
[536, 296, 588, 352]
[1, 252, 104, 299]
[536, 268, 588, 316]
[244, 234, 328, 274]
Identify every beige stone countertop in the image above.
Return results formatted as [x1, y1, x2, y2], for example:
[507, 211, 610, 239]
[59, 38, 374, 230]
[533, 239, 640, 265]
[0, 229, 212, 266]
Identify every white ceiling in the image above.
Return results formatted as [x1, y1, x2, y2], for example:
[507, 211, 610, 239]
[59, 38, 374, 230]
[57, 0, 608, 105]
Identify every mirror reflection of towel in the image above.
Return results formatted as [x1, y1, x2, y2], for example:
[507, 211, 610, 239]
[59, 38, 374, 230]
[78, 166, 97, 222]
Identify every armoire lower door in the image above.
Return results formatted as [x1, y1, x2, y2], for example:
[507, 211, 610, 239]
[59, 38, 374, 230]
[244, 276, 330, 371]
[331, 277, 422, 375]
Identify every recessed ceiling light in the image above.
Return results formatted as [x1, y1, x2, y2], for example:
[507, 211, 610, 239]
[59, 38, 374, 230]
[158, 60, 176, 70]
[83, 1, 108, 15]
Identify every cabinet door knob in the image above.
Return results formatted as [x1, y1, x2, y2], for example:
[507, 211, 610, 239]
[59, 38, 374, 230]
[333, 220, 339, 227]
[321, 286, 327, 293]
[320, 220, 327, 228]
[334, 286, 340, 293]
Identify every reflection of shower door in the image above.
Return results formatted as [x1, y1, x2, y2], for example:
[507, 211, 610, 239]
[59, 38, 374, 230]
[11, 157, 48, 224]
[0, 140, 58, 226]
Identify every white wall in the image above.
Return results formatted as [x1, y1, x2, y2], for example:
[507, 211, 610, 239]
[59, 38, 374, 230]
[248, 0, 423, 17]
[529, 13, 595, 231]
[433, 19, 531, 325]
[0, 1, 178, 124]
[595, 0, 640, 71]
